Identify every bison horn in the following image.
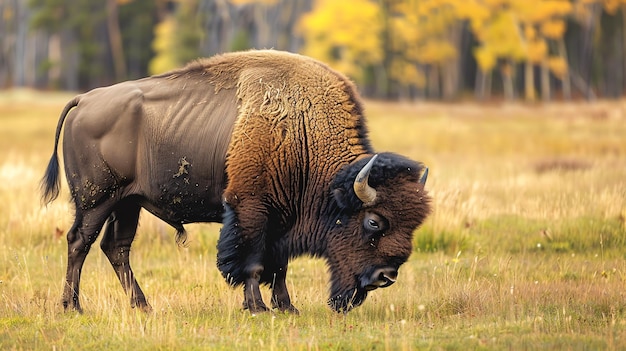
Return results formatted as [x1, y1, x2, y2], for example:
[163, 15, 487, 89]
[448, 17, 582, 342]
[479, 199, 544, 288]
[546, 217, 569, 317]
[354, 154, 378, 206]
[419, 167, 429, 185]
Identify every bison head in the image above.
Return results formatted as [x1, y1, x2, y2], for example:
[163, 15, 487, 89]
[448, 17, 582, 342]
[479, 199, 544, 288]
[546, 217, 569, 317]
[325, 153, 431, 312]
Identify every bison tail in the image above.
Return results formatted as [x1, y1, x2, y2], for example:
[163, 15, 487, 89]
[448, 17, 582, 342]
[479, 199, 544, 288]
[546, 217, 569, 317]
[40, 96, 80, 205]
[175, 226, 188, 248]
[40, 156, 61, 205]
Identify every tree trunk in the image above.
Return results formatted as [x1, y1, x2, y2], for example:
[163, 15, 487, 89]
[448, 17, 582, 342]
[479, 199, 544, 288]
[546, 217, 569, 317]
[380, 0, 394, 99]
[106, 0, 127, 82]
[558, 39, 571, 100]
[33, 31, 50, 88]
[623, 4, 626, 96]
[0, 0, 16, 87]
[48, 34, 61, 88]
[428, 65, 440, 99]
[475, 68, 493, 101]
[570, 70, 596, 100]
[442, 22, 462, 100]
[275, 0, 294, 50]
[501, 61, 515, 101]
[61, 29, 79, 91]
[374, 64, 389, 99]
[486, 70, 492, 99]
[442, 58, 457, 100]
[14, 0, 28, 86]
[253, 4, 270, 48]
[540, 60, 550, 101]
[524, 61, 536, 102]
[475, 69, 485, 100]
[580, 3, 601, 100]
[199, 0, 233, 56]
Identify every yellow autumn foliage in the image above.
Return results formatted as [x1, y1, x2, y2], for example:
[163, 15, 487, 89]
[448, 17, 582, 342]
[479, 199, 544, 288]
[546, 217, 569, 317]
[546, 0, 573, 16]
[463, 0, 573, 78]
[418, 40, 457, 64]
[149, 17, 179, 75]
[524, 24, 537, 40]
[299, 0, 382, 79]
[390, 58, 426, 87]
[474, 46, 497, 71]
[483, 11, 525, 59]
[600, 0, 626, 14]
[391, 0, 460, 63]
[228, 0, 278, 5]
[297, 0, 585, 92]
[386, 0, 464, 90]
[527, 39, 548, 63]
[540, 19, 566, 39]
[547, 56, 568, 78]
[455, 0, 491, 23]
[516, 0, 572, 23]
[483, 0, 509, 7]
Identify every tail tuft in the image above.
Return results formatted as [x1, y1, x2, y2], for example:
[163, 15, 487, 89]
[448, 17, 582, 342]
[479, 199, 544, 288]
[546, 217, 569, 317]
[40, 153, 60, 205]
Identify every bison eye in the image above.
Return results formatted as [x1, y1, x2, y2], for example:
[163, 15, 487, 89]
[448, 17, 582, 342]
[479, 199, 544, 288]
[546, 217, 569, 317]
[363, 212, 387, 237]
[367, 219, 379, 229]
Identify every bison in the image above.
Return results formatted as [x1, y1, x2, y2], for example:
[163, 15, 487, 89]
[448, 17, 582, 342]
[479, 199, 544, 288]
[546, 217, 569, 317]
[41, 50, 431, 314]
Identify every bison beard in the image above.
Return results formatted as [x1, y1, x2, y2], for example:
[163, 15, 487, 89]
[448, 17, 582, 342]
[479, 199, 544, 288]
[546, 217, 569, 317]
[328, 288, 367, 312]
[40, 49, 431, 314]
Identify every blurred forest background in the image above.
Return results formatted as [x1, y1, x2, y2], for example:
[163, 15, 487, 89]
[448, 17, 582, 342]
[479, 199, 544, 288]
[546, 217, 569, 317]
[1, 0, 626, 101]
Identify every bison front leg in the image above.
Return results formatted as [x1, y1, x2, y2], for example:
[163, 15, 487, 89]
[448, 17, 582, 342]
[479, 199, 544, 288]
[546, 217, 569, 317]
[63, 204, 115, 312]
[268, 264, 299, 314]
[260, 247, 299, 313]
[217, 201, 269, 313]
[242, 264, 268, 313]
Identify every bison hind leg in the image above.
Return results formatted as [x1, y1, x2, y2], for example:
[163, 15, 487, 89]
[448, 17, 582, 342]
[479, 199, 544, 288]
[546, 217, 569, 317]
[100, 200, 151, 312]
[63, 200, 118, 312]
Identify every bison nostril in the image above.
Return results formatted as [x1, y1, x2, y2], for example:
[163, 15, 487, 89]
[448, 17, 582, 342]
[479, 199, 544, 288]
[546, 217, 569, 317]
[363, 267, 398, 290]
[379, 268, 398, 282]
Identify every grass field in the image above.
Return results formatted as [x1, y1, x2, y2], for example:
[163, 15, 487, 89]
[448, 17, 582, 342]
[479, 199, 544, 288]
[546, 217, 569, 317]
[1, 89, 625, 350]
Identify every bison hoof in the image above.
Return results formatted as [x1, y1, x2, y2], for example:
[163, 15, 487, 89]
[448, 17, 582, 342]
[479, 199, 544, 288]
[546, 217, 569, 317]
[243, 300, 270, 314]
[271, 300, 300, 314]
[62, 300, 83, 314]
[275, 305, 300, 315]
[130, 295, 153, 313]
[133, 302, 153, 313]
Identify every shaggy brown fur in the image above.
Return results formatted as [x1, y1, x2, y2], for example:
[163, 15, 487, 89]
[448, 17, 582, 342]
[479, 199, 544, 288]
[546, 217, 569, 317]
[219, 51, 370, 237]
[41, 50, 431, 315]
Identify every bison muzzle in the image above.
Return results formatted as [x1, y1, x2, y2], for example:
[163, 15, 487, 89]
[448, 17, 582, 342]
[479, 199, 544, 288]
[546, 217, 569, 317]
[41, 49, 431, 314]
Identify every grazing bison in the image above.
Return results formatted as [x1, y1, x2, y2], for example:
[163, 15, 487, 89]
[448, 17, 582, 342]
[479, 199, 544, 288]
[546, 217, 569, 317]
[41, 50, 431, 314]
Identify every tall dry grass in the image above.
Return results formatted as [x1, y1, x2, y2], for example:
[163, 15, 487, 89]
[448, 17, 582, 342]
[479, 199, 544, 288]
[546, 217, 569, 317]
[1, 90, 626, 350]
